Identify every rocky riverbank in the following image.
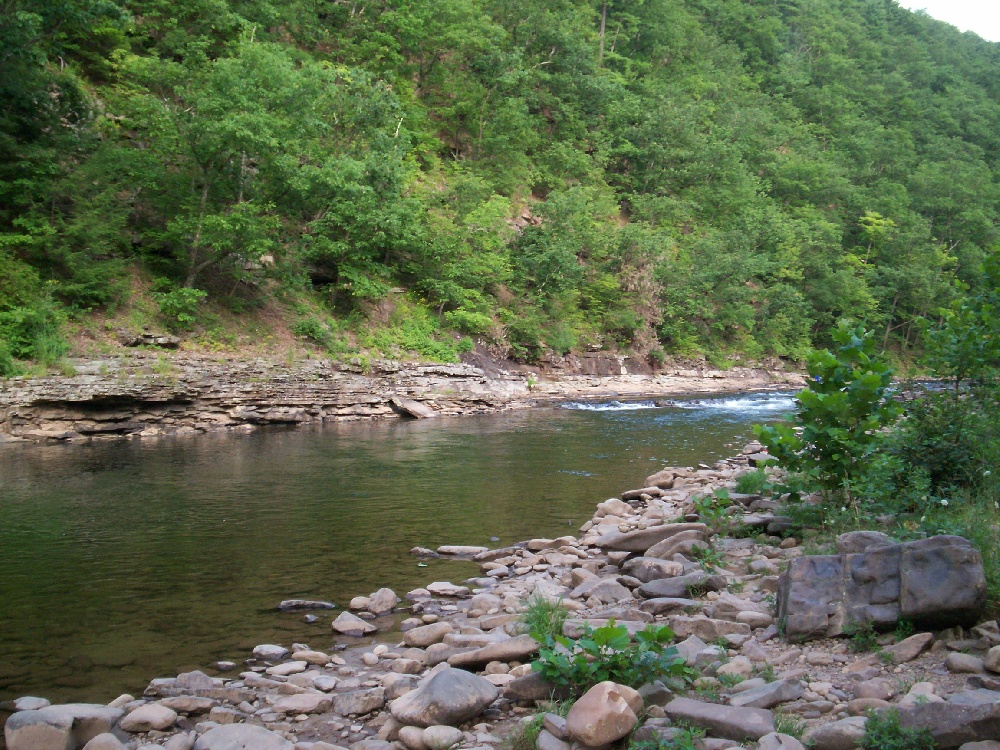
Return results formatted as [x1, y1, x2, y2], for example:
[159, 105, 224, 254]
[0, 352, 804, 443]
[5, 446, 1000, 750]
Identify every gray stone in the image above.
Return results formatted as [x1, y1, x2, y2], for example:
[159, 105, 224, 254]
[667, 616, 751, 641]
[882, 632, 934, 663]
[448, 635, 539, 669]
[637, 598, 702, 616]
[193, 724, 294, 750]
[332, 611, 378, 636]
[638, 572, 720, 599]
[646, 531, 710, 560]
[665, 697, 775, 741]
[947, 690, 1000, 706]
[12, 697, 51, 711]
[367, 588, 399, 616]
[803, 717, 867, 750]
[391, 397, 437, 419]
[82, 734, 126, 750]
[893, 702, 1000, 748]
[253, 644, 289, 661]
[729, 679, 805, 709]
[334, 688, 385, 716]
[622, 557, 685, 583]
[778, 535, 986, 641]
[503, 672, 572, 703]
[422, 725, 463, 750]
[4, 709, 73, 750]
[835, 531, 893, 554]
[272, 693, 333, 714]
[390, 667, 499, 727]
[948, 653, 986, 674]
[536, 729, 570, 750]
[985, 645, 1000, 673]
[120, 703, 178, 732]
[564, 682, 640, 746]
[30, 704, 125, 748]
[958, 743, 1000, 750]
[596, 523, 710, 553]
[758, 734, 806, 750]
[404, 623, 455, 648]
[278, 599, 335, 610]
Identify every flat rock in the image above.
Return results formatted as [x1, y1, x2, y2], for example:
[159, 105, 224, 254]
[729, 680, 804, 709]
[503, 672, 573, 703]
[404, 623, 455, 648]
[638, 572, 722, 599]
[426, 582, 470, 598]
[883, 632, 934, 663]
[758, 734, 806, 750]
[28, 704, 125, 748]
[448, 635, 539, 669]
[667, 616, 751, 641]
[4, 709, 73, 750]
[193, 724, 295, 750]
[334, 688, 386, 716]
[437, 546, 489, 556]
[391, 397, 437, 418]
[390, 667, 499, 727]
[271, 693, 332, 714]
[278, 600, 335, 610]
[638, 598, 702, 616]
[665, 697, 775, 741]
[253, 644, 289, 661]
[82, 733, 126, 750]
[422, 725, 463, 750]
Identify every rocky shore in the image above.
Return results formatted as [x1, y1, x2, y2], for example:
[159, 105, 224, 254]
[5, 445, 1000, 750]
[0, 351, 804, 442]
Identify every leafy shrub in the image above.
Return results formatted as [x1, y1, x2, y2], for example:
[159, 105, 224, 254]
[293, 317, 331, 346]
[532, 621, 691, 693]
[152, 282, 207, 330]
[755, 322, 900, 504]
[861, 709, 934, 750]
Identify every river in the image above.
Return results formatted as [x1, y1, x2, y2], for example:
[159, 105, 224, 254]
[0, 390, 794, 704]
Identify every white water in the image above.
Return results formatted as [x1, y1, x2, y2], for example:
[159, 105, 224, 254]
[560, 391, 797, 415]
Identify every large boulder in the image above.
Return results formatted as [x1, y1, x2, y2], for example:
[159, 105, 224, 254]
[777, 535, 986, 640]
[893, 702, 1000, 748]
[390, 667, 498, 727]
[193, 724, 294, 750]
[564, 682, 640, 746]
[447, 635, 539, 669]
[16, 704, 125, 749]
[119, 702, 177, 732]
[803, 717, 868, 750]
[4, 708, 73, 750]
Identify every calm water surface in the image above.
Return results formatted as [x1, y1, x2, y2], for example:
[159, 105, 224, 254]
[0, 391, 794, 703]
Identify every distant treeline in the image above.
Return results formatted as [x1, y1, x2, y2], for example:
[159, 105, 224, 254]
[1, 0, 999, 366]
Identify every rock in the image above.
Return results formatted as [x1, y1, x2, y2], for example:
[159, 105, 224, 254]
[947, 689, 1000, 706]
[334, 688, 385, 716]
[12, 697, 51, 711]
[272, 693, 333, 714]
[422, 726, 463, 750]
[958, 743, 1000, 750]
[638, 598, 702, 616]
[622, 557, 685, 583]
[536, 730, 570, 750]
[848, 698, 892, 715]
[404, 623, 455, 648]
[120, 703, 178, 732]
[803, 717, 867, 750]
[333, 611, 378, 636]
[398, 726, 427, 750]
[293, 649, 332, 666]
[504, 672, 572, 703]
[4, 709, 73, 750]
[543, 714, 567, 740]
[835, 531, 893, 554]
[596, 523, 710, 553]
[425, 582, 470, 598]
[758, 734, 806, 750]
[882, 632, 934, 663]
[253, 644, 290, 661]
[717, 656, 753, 680]
[778, 535, 987, 641]
[391, 396, 437, 418]
[729, 680, 805, 709]
[368, 588, 399, 616]
[985, 645, 1000, 673]
[278, 600, 335, 610]
[852, 679, 895, 701]
[665, 697, 775, 741]
[564, 682, 639, 747]
[193, 724, 295, 750]
[448, 635, 539, 669]
[82, 734, 126, 750]
[893, 702, 1000, 748]
[667, 616, 751, 641]
[574, 578, 633, 604]
[638, 572, 720, 599]
[646, 531, 710, 560]
[390, 667, 499, 727]
[267, 660, 307, 676]
[948, 653, 986, 674]
[24, 704, 124, 748]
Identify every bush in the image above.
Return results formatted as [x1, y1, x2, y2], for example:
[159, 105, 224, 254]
[754, 322, 900, 504]
[734, 469, 768, 495]
[861, 709, 934, 750]
[532, 621, 691, 694]
[152, 282, 207, 330]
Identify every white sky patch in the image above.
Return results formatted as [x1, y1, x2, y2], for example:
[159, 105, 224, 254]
[895, 0, 1000, 42]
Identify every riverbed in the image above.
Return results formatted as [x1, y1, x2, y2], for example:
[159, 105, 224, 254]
[0, 391, 794, 704]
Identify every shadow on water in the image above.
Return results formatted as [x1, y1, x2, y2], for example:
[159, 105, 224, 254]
[0, 391, 795, 702]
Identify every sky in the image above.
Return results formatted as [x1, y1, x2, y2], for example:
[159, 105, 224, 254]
[895, 0, 1000, 42]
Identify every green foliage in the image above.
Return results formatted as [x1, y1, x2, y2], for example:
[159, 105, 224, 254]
[520, 596, 569, 643]
[773, 713, 807, 740]
[861, 709, 935, 750]
[630, 726, 705, 750]
[152, 283, 207, 331]
[692, 488, 732, 532]
[844, 621, 880, 654]
[532, 621, 691, 694]
[755, 323, 901, 503]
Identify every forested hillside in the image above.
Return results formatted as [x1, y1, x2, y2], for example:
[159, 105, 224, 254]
[2, 0, 999, 370]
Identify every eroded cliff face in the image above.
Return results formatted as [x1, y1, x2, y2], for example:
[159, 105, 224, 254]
[0, 352, 804, 443]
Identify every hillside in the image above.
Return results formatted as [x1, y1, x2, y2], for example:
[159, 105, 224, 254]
[1, 0, 999, 372]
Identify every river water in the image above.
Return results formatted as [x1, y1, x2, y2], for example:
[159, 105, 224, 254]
[0, 391, 794, 704]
